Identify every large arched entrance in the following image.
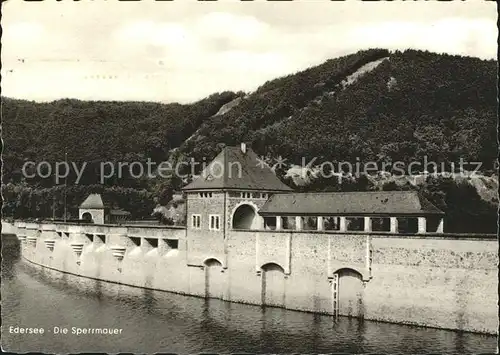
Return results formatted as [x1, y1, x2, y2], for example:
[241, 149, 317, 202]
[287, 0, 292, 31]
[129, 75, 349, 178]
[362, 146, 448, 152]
[232, 204, 259, 230]
[261, 263, 286, 307]
[81, 212, 93, 223]
[204, 258, 225, 299]
[333, 268, 365, 318]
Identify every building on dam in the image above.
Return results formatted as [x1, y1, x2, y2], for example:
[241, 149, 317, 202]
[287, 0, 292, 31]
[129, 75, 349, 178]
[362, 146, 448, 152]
[79, 193, 131, 224]
[8, 143, 498, 334]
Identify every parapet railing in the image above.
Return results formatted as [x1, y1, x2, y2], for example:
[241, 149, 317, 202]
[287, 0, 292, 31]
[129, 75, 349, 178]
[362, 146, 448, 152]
[230, 228, 498, 240]
[10, 219, 186, 230]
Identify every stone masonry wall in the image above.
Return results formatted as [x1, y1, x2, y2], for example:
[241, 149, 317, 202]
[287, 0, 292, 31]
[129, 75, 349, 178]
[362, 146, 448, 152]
[4, 219, 497, 334]
[186, 192, 226, 267]
[366, 236, 498, 333]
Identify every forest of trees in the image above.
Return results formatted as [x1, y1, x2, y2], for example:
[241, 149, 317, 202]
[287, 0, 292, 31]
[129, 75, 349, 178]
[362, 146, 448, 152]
[1, 49, 497, 232]
[2, 91, 239, 186]
[178, 49, 496, 169]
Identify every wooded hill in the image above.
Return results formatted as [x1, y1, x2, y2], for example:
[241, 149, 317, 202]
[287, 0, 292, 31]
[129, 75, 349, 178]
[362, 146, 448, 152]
[1, 49, 497, 232]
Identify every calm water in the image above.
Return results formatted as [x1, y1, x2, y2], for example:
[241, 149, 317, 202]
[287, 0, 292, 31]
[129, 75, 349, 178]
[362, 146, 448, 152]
[1, 235, 497, 354]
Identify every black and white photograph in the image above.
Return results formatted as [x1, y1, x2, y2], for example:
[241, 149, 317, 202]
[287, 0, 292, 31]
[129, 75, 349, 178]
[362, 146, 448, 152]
[1, 0, 498, 353]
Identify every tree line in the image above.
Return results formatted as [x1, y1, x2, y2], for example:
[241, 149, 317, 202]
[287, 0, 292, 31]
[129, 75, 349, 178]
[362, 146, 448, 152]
[1, 48, 497, 233]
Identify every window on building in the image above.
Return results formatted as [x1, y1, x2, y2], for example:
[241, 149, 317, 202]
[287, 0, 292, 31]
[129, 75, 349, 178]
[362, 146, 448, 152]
[371, 217, 391, 232]
[240, 192, 252, 199]
[192, 214, 201, 229]
[324, 217, 340, 231]
[304, 216, 317, 230]
[209, 215, 221, 231]
[199, 192, 214, 198]
[264, 217, 276, 230]
[346, 217, 364, 231]
[283, 217, 291, 229]
[397, 217, 418, 233]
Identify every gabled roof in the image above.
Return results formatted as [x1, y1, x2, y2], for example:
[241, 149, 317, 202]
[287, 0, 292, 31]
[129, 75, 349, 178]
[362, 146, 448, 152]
[182, 146, 293, 192]
[79, 194, 106, 209]
[259, 191, 444, 216]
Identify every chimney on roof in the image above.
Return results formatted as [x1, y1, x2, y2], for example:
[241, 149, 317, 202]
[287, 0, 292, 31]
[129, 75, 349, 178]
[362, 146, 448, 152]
[240, 142, 247, 154]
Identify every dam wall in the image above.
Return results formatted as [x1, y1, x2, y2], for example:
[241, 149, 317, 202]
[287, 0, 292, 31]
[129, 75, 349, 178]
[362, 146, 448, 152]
[3, 220, 497, 334]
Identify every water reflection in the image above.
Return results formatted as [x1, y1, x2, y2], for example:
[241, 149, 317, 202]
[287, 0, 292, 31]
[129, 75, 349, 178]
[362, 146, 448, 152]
[1, 235, 497, 354]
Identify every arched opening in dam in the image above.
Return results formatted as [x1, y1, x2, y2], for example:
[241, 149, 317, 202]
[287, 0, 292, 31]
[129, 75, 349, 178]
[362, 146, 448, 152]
[1, 233, 497, 354]
[204, 258, 225, 299]
[81, 212, 93, 223]
[261, 263, 286, 308]
[232, 204, 259, 230]
[335, 268, 365, 318]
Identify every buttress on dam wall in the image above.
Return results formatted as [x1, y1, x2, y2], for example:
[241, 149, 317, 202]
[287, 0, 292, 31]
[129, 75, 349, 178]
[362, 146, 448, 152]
[3, 220, 497, 334]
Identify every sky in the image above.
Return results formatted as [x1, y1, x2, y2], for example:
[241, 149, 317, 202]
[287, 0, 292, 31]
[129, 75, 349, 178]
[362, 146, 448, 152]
[2, 0, 497, 103]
